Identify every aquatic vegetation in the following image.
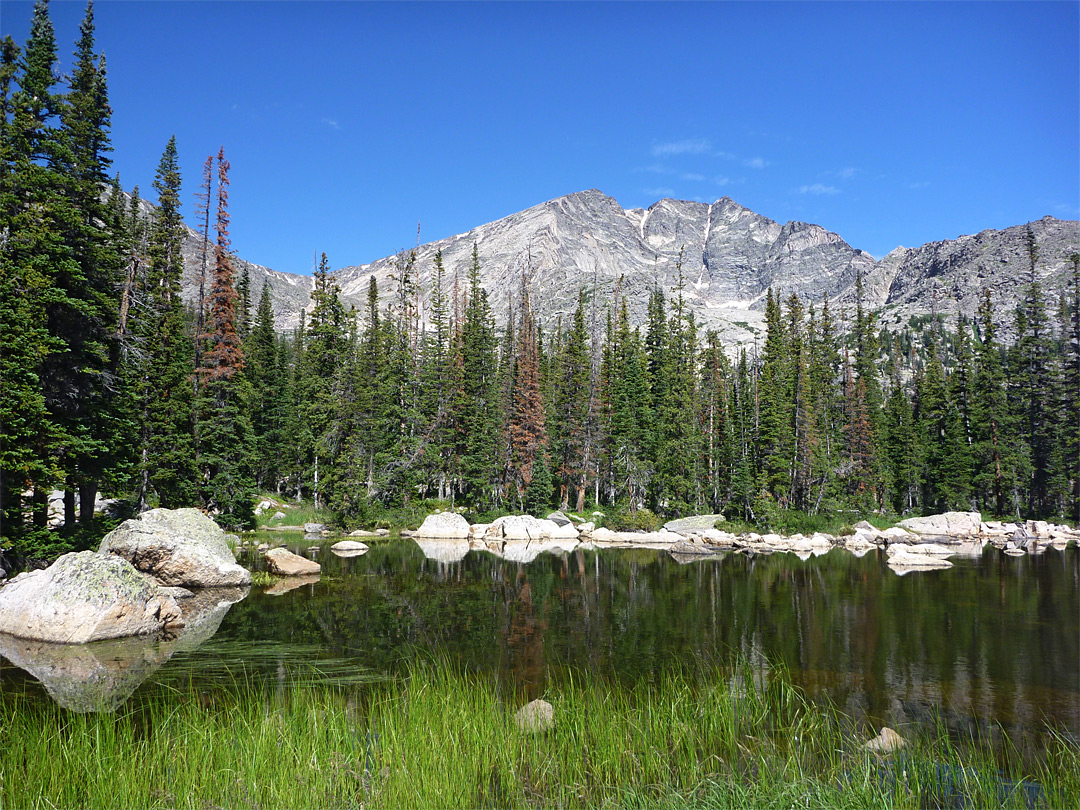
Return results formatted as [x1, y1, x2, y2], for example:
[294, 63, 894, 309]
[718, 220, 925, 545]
[2, 658, 1075, 809]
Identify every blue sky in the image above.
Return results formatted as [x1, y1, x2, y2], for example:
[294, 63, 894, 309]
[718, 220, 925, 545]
[4, 1, 1078, 273]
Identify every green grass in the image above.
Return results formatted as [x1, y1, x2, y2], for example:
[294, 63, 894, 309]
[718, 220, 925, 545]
[2, 658, 1075, 809]
[253, 495, 333, 529]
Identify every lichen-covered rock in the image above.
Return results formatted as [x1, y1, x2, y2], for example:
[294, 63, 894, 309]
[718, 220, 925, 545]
[415, 512, 471, 539]
[99, 508, 251, 588]
[264, 547, 320, 576]
[0, 551, 183, 643]
[663, 515, 727, 535]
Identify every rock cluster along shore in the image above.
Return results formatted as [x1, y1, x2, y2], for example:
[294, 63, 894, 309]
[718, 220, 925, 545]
[0, 509, 251, 644]
[412, 510, 1078, 571]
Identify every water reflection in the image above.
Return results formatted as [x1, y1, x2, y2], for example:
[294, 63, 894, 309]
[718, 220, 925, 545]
[1, 540, 1076, 755]
[0, 587, 247, 712]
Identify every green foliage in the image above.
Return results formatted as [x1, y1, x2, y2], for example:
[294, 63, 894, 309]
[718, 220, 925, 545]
[606, 505, 662, 532]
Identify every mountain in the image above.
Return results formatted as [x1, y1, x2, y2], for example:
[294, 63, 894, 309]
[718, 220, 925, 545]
[175, 189, 1079, 345]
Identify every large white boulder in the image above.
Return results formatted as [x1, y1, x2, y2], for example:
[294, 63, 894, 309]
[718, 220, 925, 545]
[898, 511, 982, 538]
[99, 508, 250, 588]
[0, 551, 183, 643]
[415, 512, 471, 539]
[486, 515, 567, 541]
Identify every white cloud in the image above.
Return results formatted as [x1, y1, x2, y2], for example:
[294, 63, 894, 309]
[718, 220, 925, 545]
[744, 157, 769, 169]
[715, 175, 731, 186]
[652, 138, 712, 157]
[681, 172, 705, 182]
[321, 117, 340, 130]
[837, 167, 857, 179]
[799, 183, 839, 195]
[905, 180, 931, 189]
[643, 187, 677, 198]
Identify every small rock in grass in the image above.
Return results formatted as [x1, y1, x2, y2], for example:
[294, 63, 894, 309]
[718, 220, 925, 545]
[865, 726, 906, 753]
[515, 698, 554, 733]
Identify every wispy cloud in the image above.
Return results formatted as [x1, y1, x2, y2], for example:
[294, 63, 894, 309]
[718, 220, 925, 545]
[652, 138, 712, 157]
[715, 175, 731, 186]
[643, 186, 677, 198]
[799, 183, 839, 195]
[837, 166, 858, 179]
[905, 180, 931, 189]
[744, 157, 769, 169]
[1053, 202, 1080, 217]
[681, 172, 705, 182]
[321, 117, 340, 130]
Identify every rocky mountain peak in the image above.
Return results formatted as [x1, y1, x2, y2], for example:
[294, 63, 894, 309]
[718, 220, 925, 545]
[169, 188, 1078, 347]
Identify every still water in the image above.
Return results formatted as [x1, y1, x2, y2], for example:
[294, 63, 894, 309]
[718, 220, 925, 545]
[2, 538, 1077, 752]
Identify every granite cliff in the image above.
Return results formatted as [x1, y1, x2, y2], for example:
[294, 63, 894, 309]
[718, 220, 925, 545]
[172, 189, 1078, 345]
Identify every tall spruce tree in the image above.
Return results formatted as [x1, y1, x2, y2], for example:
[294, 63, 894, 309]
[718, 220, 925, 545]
[195, 148, 254, 529]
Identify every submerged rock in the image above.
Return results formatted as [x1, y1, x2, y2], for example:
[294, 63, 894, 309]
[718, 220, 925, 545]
[264, 547, 320, 576]
[515, 698, 554, 733]
[99, 508, 251, 588]
[0, 551, 183, 643]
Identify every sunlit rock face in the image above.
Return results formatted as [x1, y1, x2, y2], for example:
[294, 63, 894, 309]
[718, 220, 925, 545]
[99, 508, 251, 588]
[0, 552, 183, 644]
[168, 184, 1078, 347]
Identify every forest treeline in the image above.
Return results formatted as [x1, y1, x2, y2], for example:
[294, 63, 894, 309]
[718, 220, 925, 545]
[2, 2, 1078, 559]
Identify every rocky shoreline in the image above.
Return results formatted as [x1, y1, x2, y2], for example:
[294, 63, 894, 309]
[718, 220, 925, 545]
[412, 510, 1079, 571]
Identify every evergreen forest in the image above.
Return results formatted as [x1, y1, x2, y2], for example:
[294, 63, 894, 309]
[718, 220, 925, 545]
[3, 1, 1079, 562]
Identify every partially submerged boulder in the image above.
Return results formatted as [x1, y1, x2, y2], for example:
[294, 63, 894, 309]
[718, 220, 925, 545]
[264, 547, 321, 576]
[99, 508, 251, 588]
[415, 512, 471, 539]
[898, 511, 982, 538]
[486, 515, 574, 541]
[330, 540, 369, 556]
[0, 551, 183, 643]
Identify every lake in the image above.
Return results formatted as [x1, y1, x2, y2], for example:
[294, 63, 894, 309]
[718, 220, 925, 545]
[2, 537, 1077, 758]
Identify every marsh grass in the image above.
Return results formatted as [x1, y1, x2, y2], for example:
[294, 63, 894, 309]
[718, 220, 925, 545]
[1, 658, 1075, 809]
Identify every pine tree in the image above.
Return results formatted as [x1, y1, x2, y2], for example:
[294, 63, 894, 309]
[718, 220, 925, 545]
[508, 270, 546, 511]
[458, 244, 499, 507]
[195, 148, 254, 529]
[550, 290, 592, 512]
[139, 136, 196, 508]
[247, 280, 279, 491]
